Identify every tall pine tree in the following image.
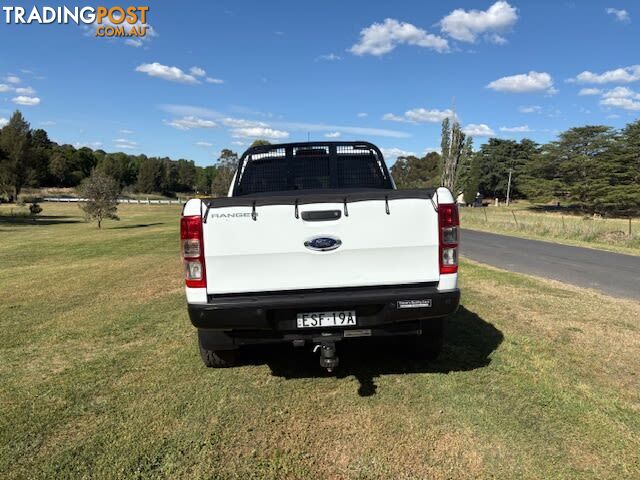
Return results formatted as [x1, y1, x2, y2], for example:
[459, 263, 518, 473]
[0, 111, 31, 201]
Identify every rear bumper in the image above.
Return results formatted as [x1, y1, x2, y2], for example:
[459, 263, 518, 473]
[188, 284, 460, 331]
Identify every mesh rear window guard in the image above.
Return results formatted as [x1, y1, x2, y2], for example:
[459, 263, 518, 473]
[233, 141, 393, 196]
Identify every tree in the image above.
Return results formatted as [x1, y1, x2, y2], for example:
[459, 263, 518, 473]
[462, 154, 481, 205]
[71, 148, 98, 182]
[78, 171, 120, 229]
[177, 159, 197, 192]
[49, 151, 71, 185]
[610, 120, 640, 214]
[250, 139, 271, 148]
[0, 141, 7, 199]
[476, 138, 538, 199]
[136, 158, 163, 193]
[390, 152, 441, 189]
[97, 152, 141, 188]
[0, 111, 31, 201]
[29, 129, 52, 187]
[440, 118, 472, 194]
[521, 126, 617, 212]
[195, 166, 216, 194]
[211, 149, 238, 197]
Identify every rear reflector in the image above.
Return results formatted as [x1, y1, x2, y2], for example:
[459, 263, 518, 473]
[181, 215, 206, 288]
[185, 260, 204, 281]
[438, 203, 460, 274]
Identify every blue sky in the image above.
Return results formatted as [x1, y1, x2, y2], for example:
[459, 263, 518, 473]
[1, 0, 639, 166]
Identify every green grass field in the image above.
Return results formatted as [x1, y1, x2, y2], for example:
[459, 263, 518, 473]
[461, 203, 640, 255]
[1, 203, 639, 479]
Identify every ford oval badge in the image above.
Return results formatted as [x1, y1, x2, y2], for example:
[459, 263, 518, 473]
[304, 236, 342, 252]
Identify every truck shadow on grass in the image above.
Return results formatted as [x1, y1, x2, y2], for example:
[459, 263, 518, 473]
[244, 306, 503, 397]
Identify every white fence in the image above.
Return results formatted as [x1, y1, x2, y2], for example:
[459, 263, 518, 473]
[43, 197, 187, 205]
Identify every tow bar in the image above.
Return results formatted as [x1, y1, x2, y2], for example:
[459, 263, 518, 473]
[314, 342, 339, 372]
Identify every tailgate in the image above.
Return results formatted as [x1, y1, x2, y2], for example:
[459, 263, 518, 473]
[202, 193, 440, 294]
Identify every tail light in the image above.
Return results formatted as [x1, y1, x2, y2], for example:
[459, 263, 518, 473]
[438, 203, 459, 274]
[181, 215, 206, 288]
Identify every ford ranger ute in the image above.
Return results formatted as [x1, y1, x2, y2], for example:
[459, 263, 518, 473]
[181, 141, 460, 371]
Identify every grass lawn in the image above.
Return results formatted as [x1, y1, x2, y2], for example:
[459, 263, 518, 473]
[1, 203, 639, 479]
[461, 203, 640, 256]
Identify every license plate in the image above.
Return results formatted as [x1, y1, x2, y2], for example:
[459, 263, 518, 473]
[296, 310, 356, 328]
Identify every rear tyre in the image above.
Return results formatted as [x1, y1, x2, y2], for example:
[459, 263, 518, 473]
[198, 333, 238, 368]
[412, 318, 444, 361]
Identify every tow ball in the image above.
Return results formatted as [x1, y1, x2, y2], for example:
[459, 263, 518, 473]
[313, 342, 339, 372]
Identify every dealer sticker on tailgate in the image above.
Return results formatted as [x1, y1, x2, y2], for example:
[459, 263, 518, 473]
[297, 310, 356, 328]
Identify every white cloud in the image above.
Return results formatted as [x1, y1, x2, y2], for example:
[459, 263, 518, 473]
[231, 127, 289, 140]
[462, 123, 495, 136]
[275, 121, 410, 138]
[12, 95, 40, 106]
[205, 77, 224, 84]
[578, 88, 602, 96]
[489, 33, 508, 45]
[324, 131, 341, 138]
[165, 116, 218, 130]
[382, 113, 404, 122]
[357, 112, 368, 118]
[499, 125, 531, 133]
[5, 75, 20, 84]
[383, 108, 455, 123]
[440, 1, 518, 43]
[158, 104, 410, 139]
[606, 8, 630, 23]
[599, 86, 640, 110]
[135, 62, 199, 84]
[231, 140, 246, 146]
[0, 117, 8, 127]
[221, 117, 267, 128]
[487, 71, 555, 93]
[380, 147, 417, 160]
[119, 129, 134, 134]
[317, 53, 342, 61]
[113, 139, 137, 150]
[350, 18, 449, 56]
[402, 108, 456, 122]
[196, 141, 213, 147]
[601, 86, 639, 99]
[0, 84, 13, 93]
[519, 105, 542, 113]
[601, 97, 640, 111]
[569, 65, 640, 84]
[40, 121, 56, 126]
[190, 66, 206, 77]
[15, 87, 36, 95]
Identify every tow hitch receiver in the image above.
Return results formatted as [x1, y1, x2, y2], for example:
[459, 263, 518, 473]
[314, 341, 339, 372]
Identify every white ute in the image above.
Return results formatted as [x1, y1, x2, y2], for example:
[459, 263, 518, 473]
[181, 142, 460, 371]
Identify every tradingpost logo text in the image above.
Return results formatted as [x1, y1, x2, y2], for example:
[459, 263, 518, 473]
[2, 5, 150, 39]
